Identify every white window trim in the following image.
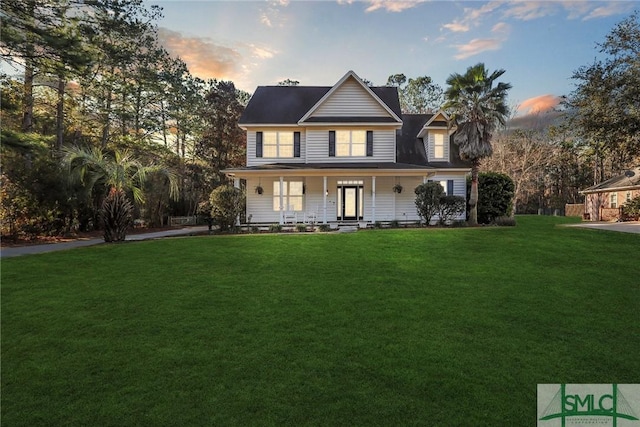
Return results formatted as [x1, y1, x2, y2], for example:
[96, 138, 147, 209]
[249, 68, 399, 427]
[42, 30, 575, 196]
[336, 130, 366, 157]
[263, 131, 294, 158]
[434, 133, 445, 159]
[273, 181, 304, 212]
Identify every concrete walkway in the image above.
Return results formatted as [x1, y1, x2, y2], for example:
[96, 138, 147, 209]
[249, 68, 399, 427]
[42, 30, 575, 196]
[564, 221, 640, 234]
[1, 226, 209, 259]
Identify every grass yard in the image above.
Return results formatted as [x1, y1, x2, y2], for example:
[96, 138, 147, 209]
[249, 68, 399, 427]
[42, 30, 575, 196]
[2, 216, 639, 426]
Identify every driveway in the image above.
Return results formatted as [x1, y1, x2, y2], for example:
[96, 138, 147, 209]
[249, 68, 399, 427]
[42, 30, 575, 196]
[1, 226, 209, 258]
[565, 221, 640, 234]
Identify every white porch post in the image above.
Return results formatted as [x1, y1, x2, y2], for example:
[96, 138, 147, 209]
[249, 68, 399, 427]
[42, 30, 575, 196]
[279, 176, 284, 225]
[234, 178, 241, 225]
[423, 175, 428, 184]
[371, 176, 376, 223]
[323, 176, 328, 224]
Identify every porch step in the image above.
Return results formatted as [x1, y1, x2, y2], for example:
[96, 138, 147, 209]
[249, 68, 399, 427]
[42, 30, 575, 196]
[337, 226, 358, 233]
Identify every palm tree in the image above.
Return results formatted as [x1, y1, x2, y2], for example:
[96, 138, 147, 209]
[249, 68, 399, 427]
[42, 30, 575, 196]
[443, 63, 512, 226]
[63, 146, 178, 242]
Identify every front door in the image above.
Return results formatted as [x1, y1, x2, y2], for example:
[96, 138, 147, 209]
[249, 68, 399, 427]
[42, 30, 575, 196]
[338, 183, 364, 221]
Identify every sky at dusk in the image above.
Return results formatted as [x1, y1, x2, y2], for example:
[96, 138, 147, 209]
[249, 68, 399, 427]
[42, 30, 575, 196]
[150, 0, 636, 116]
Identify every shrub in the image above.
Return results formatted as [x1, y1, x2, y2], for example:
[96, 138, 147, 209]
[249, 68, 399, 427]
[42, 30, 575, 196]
[316, 224, 331, 232]
[415, 182, 444, 225]
[250, 226, 260, 233]
[622, 195, 640, 221]
[209, 185, 245, 232]
[374, 221, 382, 229]
[390, 219, 400, 228]
[467, 172, 515, 224]
[269, 224, 283, 232]
[197, 200, 214, 230]
[438, 195, 466, 225]
[295, 224, 307, 232]
[494, 216, 517, 226]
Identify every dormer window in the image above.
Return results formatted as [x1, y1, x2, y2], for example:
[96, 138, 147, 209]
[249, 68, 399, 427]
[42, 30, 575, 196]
[434, 133, 445, 159]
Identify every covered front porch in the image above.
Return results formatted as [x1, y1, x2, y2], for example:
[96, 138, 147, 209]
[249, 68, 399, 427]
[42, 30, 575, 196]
[225, 164, 467, 226]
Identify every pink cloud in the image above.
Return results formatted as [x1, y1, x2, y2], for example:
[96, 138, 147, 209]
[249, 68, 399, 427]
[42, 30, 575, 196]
[158, 28, 243, 80]
[518, 94, 562, 114]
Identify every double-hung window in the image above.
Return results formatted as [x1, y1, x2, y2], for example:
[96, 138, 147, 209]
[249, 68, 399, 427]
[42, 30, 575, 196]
[610, 193, 618, 208]
[264, 132, 293, 157]
[257, 131, 300, 158]
[329, 130, 373, 157]
[337, 130, 366, 156]
[434, 133, 445, 159]
[273, 181, 303, 211]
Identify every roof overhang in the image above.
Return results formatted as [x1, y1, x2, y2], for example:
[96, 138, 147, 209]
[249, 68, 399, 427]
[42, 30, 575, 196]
[417, 110, 454, 138]
[581, 185, 640, 194]
[223, 165, 470, 179]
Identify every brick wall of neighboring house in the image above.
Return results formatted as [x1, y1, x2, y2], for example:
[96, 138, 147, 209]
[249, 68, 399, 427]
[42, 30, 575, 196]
[585, 189, 640, 221]
[585, 193, 607, 220]
[600, 207, 622, 221]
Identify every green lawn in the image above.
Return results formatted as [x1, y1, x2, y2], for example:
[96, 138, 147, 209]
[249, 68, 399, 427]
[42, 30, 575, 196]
[2, 216, 639, 426]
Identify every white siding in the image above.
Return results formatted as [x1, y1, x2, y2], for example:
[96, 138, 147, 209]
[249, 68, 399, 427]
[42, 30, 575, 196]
[245, 175, 467, 224]
[372, 176, 395, 221]
[306, 128, 396, 163]
[310, 77, 391, 118]
[246, 128, 306, 167]
[425, 130, 450, 162]
[246, 178, 280, 223]
[394, 177, 422, 221]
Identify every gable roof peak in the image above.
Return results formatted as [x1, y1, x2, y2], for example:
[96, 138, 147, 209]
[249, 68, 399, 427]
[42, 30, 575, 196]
[298, 70, 402, 124]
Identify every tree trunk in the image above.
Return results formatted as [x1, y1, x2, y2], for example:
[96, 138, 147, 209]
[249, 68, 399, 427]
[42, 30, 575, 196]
[56, 78, 65, 150]
[160, 99, 168, 147]
[101, 88, 112, 148]
[22, 58, 34, 132]
[468, 159, 480, 226]
[21, 0, 35, 132]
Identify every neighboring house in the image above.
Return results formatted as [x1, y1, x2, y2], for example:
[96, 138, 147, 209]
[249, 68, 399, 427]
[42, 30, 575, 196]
[223, 71, 470, 226]
[581, 166, 640, 221]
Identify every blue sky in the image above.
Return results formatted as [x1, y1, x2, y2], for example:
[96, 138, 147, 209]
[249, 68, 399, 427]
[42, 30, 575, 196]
[150, 1, 637, 115]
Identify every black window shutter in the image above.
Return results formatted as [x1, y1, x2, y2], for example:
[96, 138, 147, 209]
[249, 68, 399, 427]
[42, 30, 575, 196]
[447, 180, 454, 195]
[366, 131, 373, 157]
[329, 131, 335, 157]
[294, 132, 301, 158]
[256, 132, 263, 158]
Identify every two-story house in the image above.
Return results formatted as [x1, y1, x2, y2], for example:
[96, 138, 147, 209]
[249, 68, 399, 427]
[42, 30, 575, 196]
[223, 71, 470, 226]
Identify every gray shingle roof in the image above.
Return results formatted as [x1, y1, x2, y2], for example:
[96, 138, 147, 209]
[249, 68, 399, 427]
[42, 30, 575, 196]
[239, 86, 402, 124]
[582, 166, 640, 193]
[397, 114, 470, 168]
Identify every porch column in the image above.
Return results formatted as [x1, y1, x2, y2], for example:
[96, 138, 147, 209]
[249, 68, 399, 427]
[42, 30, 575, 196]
[423, 175, 428, 184]
[234, 178, 241, 225]
[323, 176, 327, 224]
[371, 176, 376, 223]
[279, 176, 284, 225]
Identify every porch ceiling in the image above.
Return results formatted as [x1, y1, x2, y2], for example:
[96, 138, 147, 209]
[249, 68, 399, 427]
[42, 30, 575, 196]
[223, 162, 470, 178]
